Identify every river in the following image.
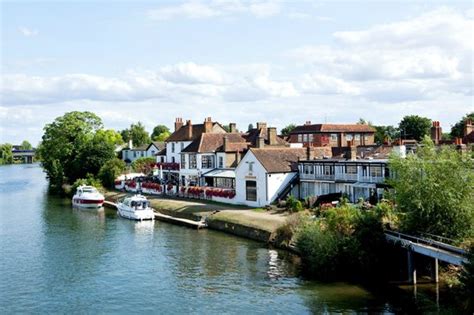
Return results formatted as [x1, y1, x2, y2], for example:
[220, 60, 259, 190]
[0, 164, 456, 314]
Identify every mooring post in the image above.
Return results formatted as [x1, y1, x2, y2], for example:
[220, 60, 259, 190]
[431, 258, 439, 283]
[407, 248, 416, 284]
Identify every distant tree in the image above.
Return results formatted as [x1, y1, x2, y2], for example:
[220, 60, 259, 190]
[451, 112, 474, 138]
[151, 125, 171, 141]
[222, 125, 230, 132]
[20, 140, 33, 150]
[120, 122, 151, 147]
[398, 115, 431, 141]
[247, 123, 254, 131]
[357, 118, 372, 125]
[374, 125, 399, 144]
[388, 136, 474, 240]
[441, 132, 452, 141]
[0, 143, 13, 165]
[131, 157, 156, 174]
[281, 124, 297, 136]
[98, 158, 126, 188]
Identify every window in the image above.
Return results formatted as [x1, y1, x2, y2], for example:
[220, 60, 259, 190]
[346, 134, 353, 141]
[303, 134, 308, 142]
[171, 157, 175, 163]
[219, 156, 224, 168]
[346, 165, 357, 174]
[298, 134, 303, 142]
[180, 142, 184, 151]
[201, 155, 214, 169]
[214, 178, 235, 188]
[308, 134, 314, 142]
[133, 151, 136, 157]
[181, 155, 186, 169]
[354, 134, 360, 141]
[364, 134, 369, 141]
[324, 165, 334, 175]
[304, 164, 313, 174]
[246, 181, 257, 201]
[171, 143, 175, 153]
[189, 154, 197, 169]
[370, 166, 382, 177]
[151, 150, 155, 156]
[331, 134, 338, 141]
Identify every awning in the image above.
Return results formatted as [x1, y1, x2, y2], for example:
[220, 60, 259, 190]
[203, 169, 236, 178]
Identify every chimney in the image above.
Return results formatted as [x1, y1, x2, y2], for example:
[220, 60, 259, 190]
[431, 121, 442, 145]
[174, 117, 183, 131]
[256, 135, 265, 148]
[268, 127, 277, 146]
[464, 119, 473, 137]
[128, 139, 133, 150]
[256, 122, 267, 132]
[223, 135, 230, 152]
[306, 146, 314, 160]
[305, 121, 312, 125]
[204, 117, 213, 133]
[347, 141, 357, 160]
[186, 120, 192, 139]
[229, 123, 237, 133]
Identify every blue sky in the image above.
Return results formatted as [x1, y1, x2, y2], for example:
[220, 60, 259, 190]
[1, 0, 473, 144]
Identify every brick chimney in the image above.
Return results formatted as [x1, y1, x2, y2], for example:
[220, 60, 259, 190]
[268, 127, 277, 146]
[256, 122, 267, 132]
[430, 121, 442, 145]
[464, 119, 473, 137]
[223, 135, 230, 152]
[204, 117, 213, 133]
[174, 117, 183, 131]
[347, 141, 357, 160]
[186, 120, 192, 139]
[256, 135, 265, 148]
[306, 146, 314, 160]
[229, 123, 237, 133]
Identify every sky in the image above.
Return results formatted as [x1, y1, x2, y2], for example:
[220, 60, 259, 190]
[1, 0, 473, 145]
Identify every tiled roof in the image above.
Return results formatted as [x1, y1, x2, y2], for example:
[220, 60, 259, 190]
[291, 124, 375, 134]
[251, 147, 327, 173]
[155, 147, 167, 156]
[243, 128, 287, 146]
[166, 123, 225, 142]
[182, 133, 248, 153]
[149, 141, 165, 150]
[331, 145, 393, 160]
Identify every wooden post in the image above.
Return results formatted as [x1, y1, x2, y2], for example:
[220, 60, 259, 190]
[431, 258, 439, 283]
[407, 249, 416, 284]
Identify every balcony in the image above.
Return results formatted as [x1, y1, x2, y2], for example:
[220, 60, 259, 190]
[155, 162, 180, 171]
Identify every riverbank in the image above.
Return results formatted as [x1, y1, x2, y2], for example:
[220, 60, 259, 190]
[104, 190, 288, 243]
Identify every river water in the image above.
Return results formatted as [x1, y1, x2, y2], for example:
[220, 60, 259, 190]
[0, 164, 456, 314]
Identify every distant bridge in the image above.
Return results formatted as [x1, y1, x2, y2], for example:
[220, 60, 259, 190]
[12, 150, 35, 163]
[385, 230, 468, 284]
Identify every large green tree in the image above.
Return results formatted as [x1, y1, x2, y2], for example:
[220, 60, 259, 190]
[151, 124, 170, 142]
[0, 143, 13, 165]
[388, 137, 474, 240]
[38, 111, 116, 190]
[398, 115, 432, 141]
[281, 124, 297, 137]
[98, 158, 126, 188]
[374, 125, 399, 144]
[20, 140, 33, 150]
[120, 122, 151, 147]
[451, 112, 474, 138]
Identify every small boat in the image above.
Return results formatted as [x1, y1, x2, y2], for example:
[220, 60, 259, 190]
[117, 194, 155, 221]
[72, 185, 104, 208]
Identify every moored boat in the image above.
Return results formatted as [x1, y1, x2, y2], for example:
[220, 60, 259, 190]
[117, 194, 155, 221]
[72, 185, 104, 208]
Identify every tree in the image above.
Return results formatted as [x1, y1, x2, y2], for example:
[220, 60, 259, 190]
[357, 118, 372, 125]
[96, 129, 123, 146]
[0, 143, 13, 165]
[388, 136, 474, 240]
[374, 125, 399, 144]
[120, 122, 150, 147]
[98, 158, 126, 188]
[398, 115, 431, 141]
[38, 111, 116, 191]
[20, 140, 33, 150]
[451, 112, 474, 138]
[151, 125, 171, 142]
[131, 157, 156, 174]
[281, 124, 296, 137]
[247, 123, 254, 131]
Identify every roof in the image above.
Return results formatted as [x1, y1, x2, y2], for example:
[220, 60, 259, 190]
[155, 147, 167, 156]
[291, 124, 375, 134]
[182, 133, 247, 153]
[331, 145, 393, 160]
[243, 128, 287, 146]
[147, 141, 164, 151]
[250, 147, 325, 173]
[166, 122, 225, 142]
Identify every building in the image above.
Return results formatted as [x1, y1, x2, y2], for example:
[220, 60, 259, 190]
[298, 145, 400, 203]
[463, 119, 474, 144]
[288, 122, 375, 147]
[234, 147, 330, 207]
[122, 141, 163, 164]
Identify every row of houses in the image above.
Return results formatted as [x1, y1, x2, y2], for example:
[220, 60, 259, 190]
[120, 117, 473, 208]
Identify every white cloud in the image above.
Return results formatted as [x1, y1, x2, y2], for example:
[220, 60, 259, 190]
[147, 0, 281, 20]
[18, 27, 38, 37]
[159, 62, 225, 84]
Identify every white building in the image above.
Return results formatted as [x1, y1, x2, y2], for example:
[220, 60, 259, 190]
[122, 141, 163, 164]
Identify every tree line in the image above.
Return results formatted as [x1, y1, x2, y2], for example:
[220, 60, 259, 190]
[0, 140, 34, 165]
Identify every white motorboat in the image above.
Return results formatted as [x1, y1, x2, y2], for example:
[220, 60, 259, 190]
[72, 185, 104, 208]
[117, 194, 155, 221]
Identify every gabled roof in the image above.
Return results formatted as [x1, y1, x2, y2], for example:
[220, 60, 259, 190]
[155, 147, 167, 156]
[182, 133, 247, 153]
[291, 124, 375, 134]
[243, 128, 287, 146]
[166, 123, 225, 142]
[250, 147, 314, 173]
[147, 141, 164, 151]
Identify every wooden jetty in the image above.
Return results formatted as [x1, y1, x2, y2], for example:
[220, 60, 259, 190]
[103, 200, 207, 229]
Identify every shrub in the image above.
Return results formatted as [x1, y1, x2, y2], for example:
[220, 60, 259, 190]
[286, 195, 304, 213]
[98, 158, 126, 188]
[71, 175, 104, 196]
[274, 212, 310, 247]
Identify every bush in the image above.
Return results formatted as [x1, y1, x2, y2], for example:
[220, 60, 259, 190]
[71, 175, 104, 197]
[131, 157, 156, 174]
[274, 212, 310, 247]
[286, 195, 304, 213]
[98, 158, 126, 188]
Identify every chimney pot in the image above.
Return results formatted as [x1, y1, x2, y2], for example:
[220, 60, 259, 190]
[174, 117, 183, 131]
[223, 135, 229, 152]
[268, 127, 277, 146]
[229, 123, 237, 133]
[256, 136, 265, 148]
[186, 120, 193, 139]
[204, 117, 213, 133]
